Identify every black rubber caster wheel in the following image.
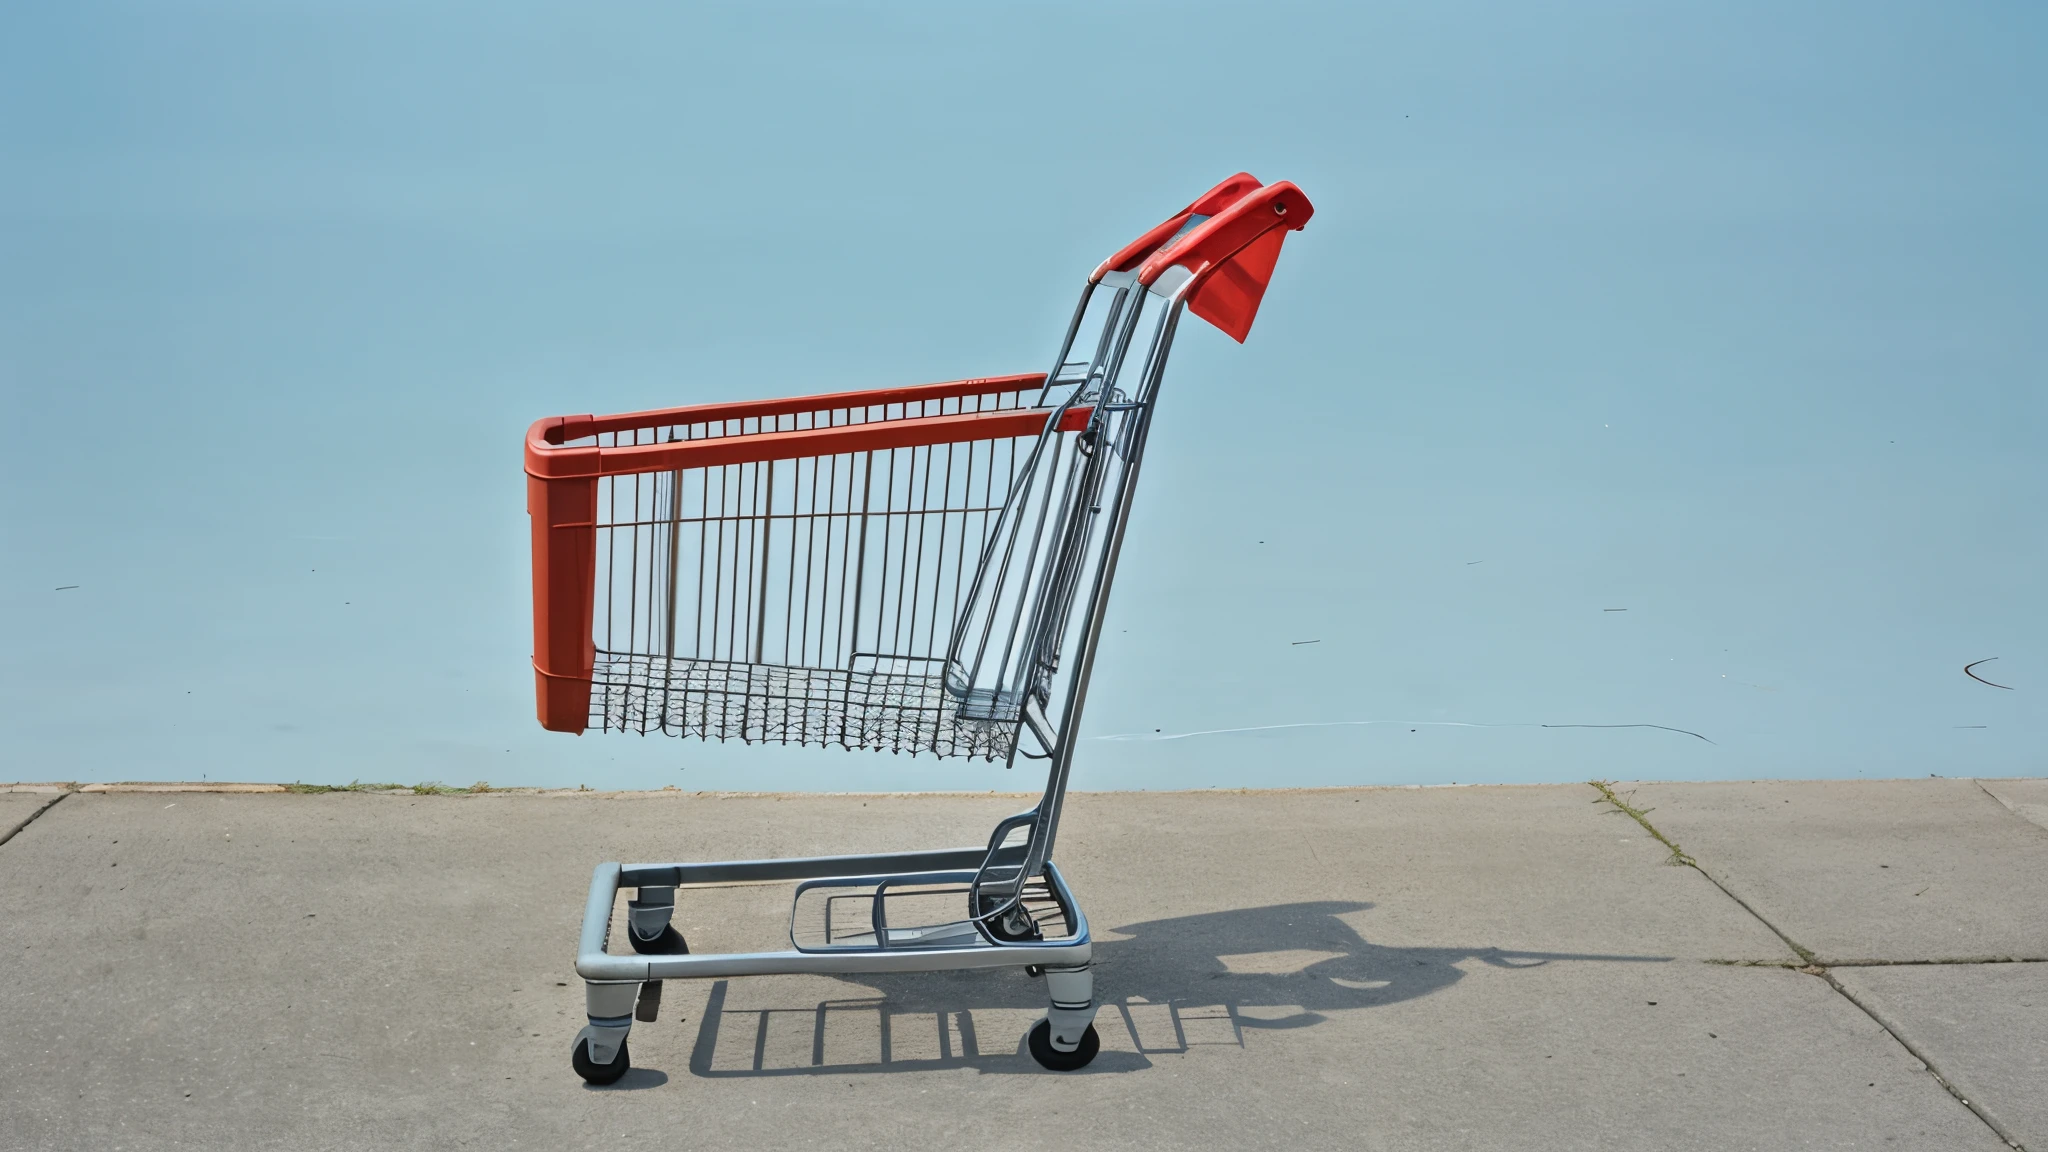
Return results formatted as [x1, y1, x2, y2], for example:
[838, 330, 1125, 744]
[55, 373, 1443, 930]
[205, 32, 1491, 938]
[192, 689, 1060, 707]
[982, 905, 1040, 943]
[629, 925, 689, 955]
[1027, 1019, 1099, 1071]
[572, 1036, 630, 1085]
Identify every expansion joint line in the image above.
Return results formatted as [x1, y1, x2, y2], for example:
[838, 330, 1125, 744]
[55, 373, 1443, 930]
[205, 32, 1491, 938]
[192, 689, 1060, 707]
[1587, 780, 1699, 869]
[1586, 780, 2028, 1152]
[0, 788, 75, 851]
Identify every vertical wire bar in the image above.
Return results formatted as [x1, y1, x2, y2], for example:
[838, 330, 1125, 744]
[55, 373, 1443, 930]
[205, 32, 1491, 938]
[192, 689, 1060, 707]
[900, 444, 932, 749]
[755, 459, 775, 664]
[729, 462, 749, 664]
[693, 465, 712, 737]
[820, 452, 840, 668]
[741, 458, 763, 738]
[840, 451, 874, 748]
[831, 452, 851, 668]
[710, 464, 730, 733]
[783, 458, 804, 665]
[602, 474, 619, 730]
[929, 439, 958, 662]
[626, 437, 645, 733]
[801, 454, 822, 665]
[897, 444, 926, 662]
[659, 447, 684, 733]
[902, 444, 933, 749]
[880, 446, 905, 748]
[922, 440, 956, 750]
[778, 455, 799, 743]
[799, 453, 824, 741]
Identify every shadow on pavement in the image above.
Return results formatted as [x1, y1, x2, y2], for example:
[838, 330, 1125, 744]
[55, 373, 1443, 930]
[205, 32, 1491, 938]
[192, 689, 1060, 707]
[681, 901, 1667, 1078]
[583, 1066, 670, 1091]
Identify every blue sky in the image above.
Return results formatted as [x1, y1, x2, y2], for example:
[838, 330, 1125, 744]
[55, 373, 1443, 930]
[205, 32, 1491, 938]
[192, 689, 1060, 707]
[2, 2, 2042, 790]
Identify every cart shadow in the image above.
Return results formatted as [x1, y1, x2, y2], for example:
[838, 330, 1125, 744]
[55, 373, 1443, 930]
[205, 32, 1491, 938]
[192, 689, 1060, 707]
[681, 901, 1668, 1078]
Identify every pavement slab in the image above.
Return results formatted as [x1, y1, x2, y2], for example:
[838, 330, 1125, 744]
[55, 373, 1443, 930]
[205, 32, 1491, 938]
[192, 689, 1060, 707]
[1981, 778, 2048, 834]
[0, 784, 1899, 1152]
[1835, 963, 2048, 1152]
[1625, 778, 2048, 963]
[0, 790, 65, 845]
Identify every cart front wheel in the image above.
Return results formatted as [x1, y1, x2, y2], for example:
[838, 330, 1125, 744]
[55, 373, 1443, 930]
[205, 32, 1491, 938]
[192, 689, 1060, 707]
[572, 1036, 631, 1085]
[629, 925, 689, 955]
[1027, 1019, 1099, 1071]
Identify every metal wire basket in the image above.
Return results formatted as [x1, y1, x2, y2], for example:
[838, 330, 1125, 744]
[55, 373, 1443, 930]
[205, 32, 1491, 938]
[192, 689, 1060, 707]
[526, 373, 1088, 758]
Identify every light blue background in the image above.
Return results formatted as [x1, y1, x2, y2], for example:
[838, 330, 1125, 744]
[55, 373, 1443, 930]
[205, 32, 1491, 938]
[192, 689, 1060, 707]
[3, 2, 2041, 790]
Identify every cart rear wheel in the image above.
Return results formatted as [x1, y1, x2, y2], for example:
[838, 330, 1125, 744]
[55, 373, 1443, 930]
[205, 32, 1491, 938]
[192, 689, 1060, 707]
[572, 1036, 631, 1085]
[980, 901, 1040, 942]
[629, 925, 689, 955]
[1027, 1019, 1099, 1071]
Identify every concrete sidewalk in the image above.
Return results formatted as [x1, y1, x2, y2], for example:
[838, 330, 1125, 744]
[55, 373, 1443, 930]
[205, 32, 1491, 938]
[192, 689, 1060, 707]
[0, 779, 2042, 1151]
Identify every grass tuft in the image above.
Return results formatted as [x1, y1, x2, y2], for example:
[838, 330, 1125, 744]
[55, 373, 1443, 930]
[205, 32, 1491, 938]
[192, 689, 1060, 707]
[1589, 779, 1696, 867]
[283, 780, 494, 796]
[1592, 779, 1821, 966]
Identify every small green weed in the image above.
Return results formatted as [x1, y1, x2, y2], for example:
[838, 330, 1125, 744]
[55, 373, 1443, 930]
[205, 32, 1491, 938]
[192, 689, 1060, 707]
[1588, 780, 1695, 867]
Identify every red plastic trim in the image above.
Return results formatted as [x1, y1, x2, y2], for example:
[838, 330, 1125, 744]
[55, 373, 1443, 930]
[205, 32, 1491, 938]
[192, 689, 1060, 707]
[1092, 173, 1265, 281]
[536, 371, 1049, 450]
[1137, 181, 1315, 343]
[529, 405, 1092, 482]
[528, 471, 600, 732]
[1136, 181, 1313, 289]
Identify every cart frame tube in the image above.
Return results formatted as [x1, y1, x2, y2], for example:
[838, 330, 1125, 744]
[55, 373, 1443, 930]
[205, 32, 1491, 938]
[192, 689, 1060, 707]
[576, 857, 1092, 982]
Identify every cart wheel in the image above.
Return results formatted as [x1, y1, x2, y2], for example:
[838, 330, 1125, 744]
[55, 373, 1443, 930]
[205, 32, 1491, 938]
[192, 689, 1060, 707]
[629, 925, 689, 955]
[985, 907, 1041, 943]
[1026, 1019, 1099, 1071]
[572, 1036, 631, 1085]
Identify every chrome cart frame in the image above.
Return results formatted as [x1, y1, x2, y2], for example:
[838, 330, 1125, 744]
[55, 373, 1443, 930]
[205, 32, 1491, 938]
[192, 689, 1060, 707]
[527, 173, 1314, 1079]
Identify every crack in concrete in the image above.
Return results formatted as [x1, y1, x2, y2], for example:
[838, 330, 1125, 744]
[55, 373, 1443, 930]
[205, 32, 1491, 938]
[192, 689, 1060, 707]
[1588, 780, 1699, 869]
[0, 788, 74, 851]
[1817, 971, 2027, 1151]
[1708, 956, 2047, 968]
[1586, 780, 2029, 1151]
[1974, 778, 2048, 838]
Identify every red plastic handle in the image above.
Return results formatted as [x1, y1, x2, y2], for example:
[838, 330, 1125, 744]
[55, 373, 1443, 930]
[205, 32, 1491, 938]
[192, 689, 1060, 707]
[1091, 172, 1265, 282]
[1136, 181, 1313, 290]
[1115, 178, 1314, 343]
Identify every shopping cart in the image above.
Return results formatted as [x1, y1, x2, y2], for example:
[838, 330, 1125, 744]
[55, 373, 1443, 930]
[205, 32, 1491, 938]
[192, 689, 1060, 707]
[525, 173, 1314, 1080]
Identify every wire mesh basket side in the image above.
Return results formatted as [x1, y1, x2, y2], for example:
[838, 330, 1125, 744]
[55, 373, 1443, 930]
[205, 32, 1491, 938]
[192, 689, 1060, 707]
[587, 384, 1062, 758]
[561, 380, 1040, 452]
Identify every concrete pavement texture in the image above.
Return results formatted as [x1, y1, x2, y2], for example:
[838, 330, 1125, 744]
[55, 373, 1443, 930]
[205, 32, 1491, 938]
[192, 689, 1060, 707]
[0, 779, 2038, 1151]
[1626, 779, 2048, 962]
[1982, 778, 2048, 834]
[1836, 964, 2048, 1152]
[0, 789, 65, 845]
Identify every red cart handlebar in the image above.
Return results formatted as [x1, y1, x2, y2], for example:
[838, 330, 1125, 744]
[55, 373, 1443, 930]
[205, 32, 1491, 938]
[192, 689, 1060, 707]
[1091, 173, 1314, 343]
[1091, 172, 1265, 280]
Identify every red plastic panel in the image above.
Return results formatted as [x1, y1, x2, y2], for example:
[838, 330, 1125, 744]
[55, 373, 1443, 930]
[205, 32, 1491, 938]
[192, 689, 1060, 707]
[1093, 172, 1266, 280]
[537, 372, 1049, 450]
[1139, 180, 1314, 343]
[527, 472, 598, 732]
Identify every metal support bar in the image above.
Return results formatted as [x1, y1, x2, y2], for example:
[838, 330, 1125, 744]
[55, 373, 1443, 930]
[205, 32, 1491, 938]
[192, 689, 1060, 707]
[576, 858, 1091, 983]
